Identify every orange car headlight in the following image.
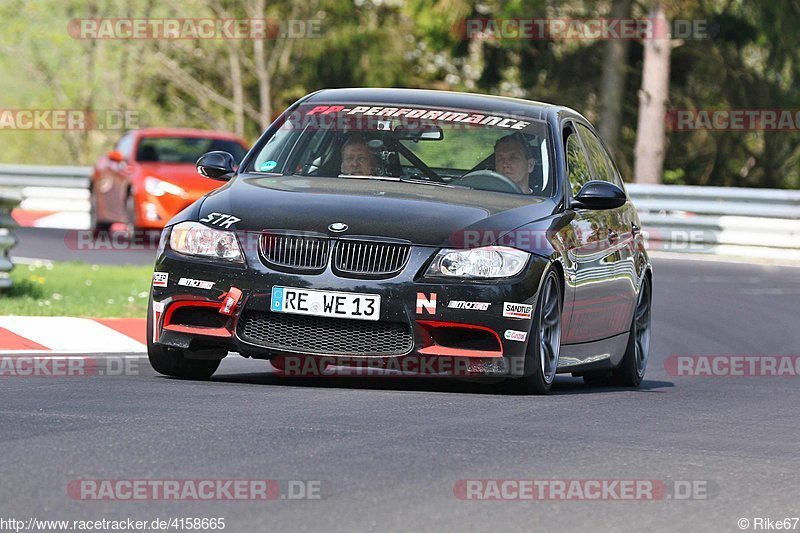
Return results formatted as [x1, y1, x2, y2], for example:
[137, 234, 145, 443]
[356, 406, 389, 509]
[144, 176, 187, 198]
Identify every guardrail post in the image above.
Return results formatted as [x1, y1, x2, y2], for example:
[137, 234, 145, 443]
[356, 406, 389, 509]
[0, 190, 21, 290]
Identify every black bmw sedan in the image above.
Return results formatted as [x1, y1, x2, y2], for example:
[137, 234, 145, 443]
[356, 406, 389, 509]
[148, 88, 652, 394]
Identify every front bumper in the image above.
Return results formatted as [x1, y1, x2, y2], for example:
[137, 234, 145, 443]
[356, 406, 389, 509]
[151, 237, 548, 377]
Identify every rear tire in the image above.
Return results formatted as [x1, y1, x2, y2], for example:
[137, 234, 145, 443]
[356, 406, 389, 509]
[610, 275, 652, 387]
[507, 268, 563, 395]
[582, 275, 652, 388]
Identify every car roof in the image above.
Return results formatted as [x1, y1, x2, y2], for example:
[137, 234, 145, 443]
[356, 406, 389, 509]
[134, 128, 246, 143]
[303, 87, 587, 123]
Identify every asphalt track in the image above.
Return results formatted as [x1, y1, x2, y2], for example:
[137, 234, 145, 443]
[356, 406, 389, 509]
[2, 254, 800, 531]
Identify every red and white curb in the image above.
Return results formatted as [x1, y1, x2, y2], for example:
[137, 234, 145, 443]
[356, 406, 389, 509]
[0, 317, 145, 354]
[12, 209, 89, 230]
[11, 187, 90, 230]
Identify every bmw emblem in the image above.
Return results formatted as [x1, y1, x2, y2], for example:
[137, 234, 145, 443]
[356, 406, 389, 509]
[328, 222, 348, 233]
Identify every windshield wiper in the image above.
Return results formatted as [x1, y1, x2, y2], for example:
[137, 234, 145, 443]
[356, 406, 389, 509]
[399, 177, 461, 188]
[404, 177, 478, 190]
[335, 174, 470, 189]
[338, 174, 401, 181]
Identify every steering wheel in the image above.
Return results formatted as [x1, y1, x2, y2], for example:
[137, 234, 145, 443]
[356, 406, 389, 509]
[451, 170, 524, 194]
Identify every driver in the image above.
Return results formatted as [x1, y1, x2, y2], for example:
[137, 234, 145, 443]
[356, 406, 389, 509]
[341, 135, 379, 176]
[494, 133, 535, 194]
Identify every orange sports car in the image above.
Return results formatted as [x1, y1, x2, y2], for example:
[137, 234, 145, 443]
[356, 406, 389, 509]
[90, 128, 248, 234]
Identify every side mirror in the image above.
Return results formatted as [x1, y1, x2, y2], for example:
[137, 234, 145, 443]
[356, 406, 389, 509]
[572, 180, 627, 210]
[108, 150, 125, 163]
[197, 151, 237, 181]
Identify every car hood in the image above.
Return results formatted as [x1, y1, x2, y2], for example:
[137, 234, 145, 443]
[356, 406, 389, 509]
[198, 174, 557, 247]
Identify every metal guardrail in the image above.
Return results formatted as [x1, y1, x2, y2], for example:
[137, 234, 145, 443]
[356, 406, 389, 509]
[627, 184, 800, 260]
[0, 165, 91, 219]
[629, 184, 800, 219]
[1, 164, 799, 260]
[0, 190, 21, 289]
[0, 164, 90, 189]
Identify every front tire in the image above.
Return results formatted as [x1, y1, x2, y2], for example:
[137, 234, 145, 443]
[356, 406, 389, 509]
[146, 295, 221, 379]
[124, 191, 139, 241]
[508, 268, 563, 394]
[89, 188, 111, 237]
[148, 343, 221, 379]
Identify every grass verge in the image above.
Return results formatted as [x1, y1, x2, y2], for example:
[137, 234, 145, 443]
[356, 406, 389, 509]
[2, 261, 152, 318]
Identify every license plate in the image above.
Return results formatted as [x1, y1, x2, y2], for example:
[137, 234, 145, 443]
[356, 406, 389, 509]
[270, 286, 381, 321]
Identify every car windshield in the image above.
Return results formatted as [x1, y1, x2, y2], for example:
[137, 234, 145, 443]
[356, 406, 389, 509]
[136, 137, 247, 164]
[247, 103, 553, 196]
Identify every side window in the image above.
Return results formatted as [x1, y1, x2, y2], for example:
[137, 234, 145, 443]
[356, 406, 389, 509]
[565, 130, 591, 197]
[116, 133, 135, 159]
[602, 144, 625, 187]
[252, 122, 300, 173]
[576, 123, 621, 187]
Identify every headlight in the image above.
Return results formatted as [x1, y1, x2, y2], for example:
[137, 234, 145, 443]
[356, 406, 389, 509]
[144, 176, 187, 198]
[168, 222, 243, 262]
[425, 246, 530, 278]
